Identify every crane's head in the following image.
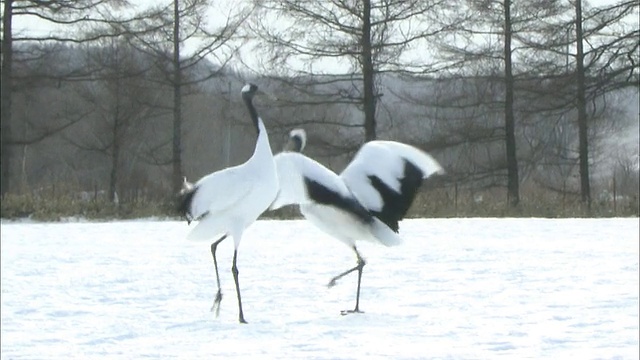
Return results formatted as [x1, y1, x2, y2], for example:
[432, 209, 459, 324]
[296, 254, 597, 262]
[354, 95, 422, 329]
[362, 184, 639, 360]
[241, 83, 277, 102]
[284, 128, 307, 153]
[241, 83, 258, 98]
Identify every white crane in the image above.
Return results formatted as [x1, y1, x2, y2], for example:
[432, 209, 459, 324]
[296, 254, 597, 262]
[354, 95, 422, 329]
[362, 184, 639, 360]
[178, 83, 278, 324]
[271, 129, 444, 314]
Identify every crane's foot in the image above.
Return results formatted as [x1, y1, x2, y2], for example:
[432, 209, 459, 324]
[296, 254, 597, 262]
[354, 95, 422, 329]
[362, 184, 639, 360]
[210, 290, 223, 317]
[340, 309, 364, 316]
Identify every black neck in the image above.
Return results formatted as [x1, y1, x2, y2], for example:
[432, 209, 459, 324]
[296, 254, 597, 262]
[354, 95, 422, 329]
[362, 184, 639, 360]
[242, 94, 260, 135]
[291, 136, 303, 152]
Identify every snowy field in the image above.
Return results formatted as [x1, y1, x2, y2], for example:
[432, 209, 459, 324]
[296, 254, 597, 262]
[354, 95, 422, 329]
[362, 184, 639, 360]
[1, 218, 638, 359]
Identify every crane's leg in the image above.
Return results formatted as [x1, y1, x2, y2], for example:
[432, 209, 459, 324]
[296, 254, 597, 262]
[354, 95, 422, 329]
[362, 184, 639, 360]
[327, 246, 366, 315]
[231, 249, 247, 324]
[210, 235, 227, 316]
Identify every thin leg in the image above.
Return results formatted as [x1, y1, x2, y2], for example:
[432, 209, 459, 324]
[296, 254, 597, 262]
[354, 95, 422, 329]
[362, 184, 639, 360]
[231, 249, 247, 324]
[345, 249, 366, 315]
[210, 235, 227, 316]
[327, 246, 366, 315]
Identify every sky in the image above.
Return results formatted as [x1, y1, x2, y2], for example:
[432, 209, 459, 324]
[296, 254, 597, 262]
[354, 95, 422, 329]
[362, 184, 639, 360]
[7, 0, 637, 75]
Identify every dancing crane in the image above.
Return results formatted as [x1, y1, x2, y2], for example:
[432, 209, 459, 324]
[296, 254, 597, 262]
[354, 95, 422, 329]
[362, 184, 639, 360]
[271, 129, 443, 314]
[178, 84, 278, 324]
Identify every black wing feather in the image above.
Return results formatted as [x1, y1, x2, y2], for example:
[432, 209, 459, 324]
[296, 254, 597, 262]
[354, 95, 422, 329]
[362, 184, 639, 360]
[177, 185, 198, 224]
[304, 177, 373, 225]
[368, 159, 424, 232]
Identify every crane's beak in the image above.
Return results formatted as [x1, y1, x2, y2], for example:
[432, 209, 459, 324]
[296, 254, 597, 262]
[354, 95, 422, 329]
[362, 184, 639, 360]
[257, 88, 279, 102]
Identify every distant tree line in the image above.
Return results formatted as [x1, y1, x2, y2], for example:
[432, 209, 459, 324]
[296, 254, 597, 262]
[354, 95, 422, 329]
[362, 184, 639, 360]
[1, 0, 638, 216]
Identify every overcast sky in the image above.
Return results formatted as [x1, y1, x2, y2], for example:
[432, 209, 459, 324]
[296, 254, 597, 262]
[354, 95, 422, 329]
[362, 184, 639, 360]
[7, 0, 637, 75]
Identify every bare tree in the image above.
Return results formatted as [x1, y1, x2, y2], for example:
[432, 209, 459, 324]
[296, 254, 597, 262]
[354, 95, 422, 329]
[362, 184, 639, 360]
[118, 0, 251, 193]
[1, 0, 15, 196]
[0, 0, 158, 196]
[572, 0, 638, 207]
[250, 0, 460, 143]
[516, 0, 639, 207]
[424, 0, 568, 205]
[575, 0, 590, 207]
[503, 0, 519, 206]
[66, 40, 161, 202]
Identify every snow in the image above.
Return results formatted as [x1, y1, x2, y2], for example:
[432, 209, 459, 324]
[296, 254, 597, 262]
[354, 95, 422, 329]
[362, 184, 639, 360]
[1, 218, 638, 359]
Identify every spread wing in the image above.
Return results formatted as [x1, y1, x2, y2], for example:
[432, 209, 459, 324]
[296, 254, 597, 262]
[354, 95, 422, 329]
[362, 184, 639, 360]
[340, 141, 444, 231]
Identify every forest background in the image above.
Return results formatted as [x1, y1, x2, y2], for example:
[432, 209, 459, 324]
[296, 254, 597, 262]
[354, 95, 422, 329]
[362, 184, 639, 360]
[1, 0, 638, 220]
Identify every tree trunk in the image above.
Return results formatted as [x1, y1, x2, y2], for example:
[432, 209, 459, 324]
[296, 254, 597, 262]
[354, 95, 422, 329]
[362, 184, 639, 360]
[575, 0, 591, 208]
[503, 0, 519, 207]
[361, 0, 377, 142]
[110, 132, 120, 204]
[110, 93, 121, 204]
[172, 0, 183, 193]
[1, 0, 13, 197]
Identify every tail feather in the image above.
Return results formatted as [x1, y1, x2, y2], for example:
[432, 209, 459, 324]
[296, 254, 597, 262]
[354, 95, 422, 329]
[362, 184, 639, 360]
[177, 177, 197, 223]
[370, 218, 403, 247]
[186, 215, 226, 242]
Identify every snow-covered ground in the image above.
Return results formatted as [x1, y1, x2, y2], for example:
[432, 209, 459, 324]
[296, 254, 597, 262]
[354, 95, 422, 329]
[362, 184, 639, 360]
[1, 218, 638, 359]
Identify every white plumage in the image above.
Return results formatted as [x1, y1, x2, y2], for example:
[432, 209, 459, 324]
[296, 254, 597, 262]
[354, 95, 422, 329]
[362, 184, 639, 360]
[342, 141, 444, 215]
[271, 129, 444, 314]
[271, 151, 402, 247]
[178, 83, 278, 324]
[270, 152, 351, 210]
[184, 127, 276, 245]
